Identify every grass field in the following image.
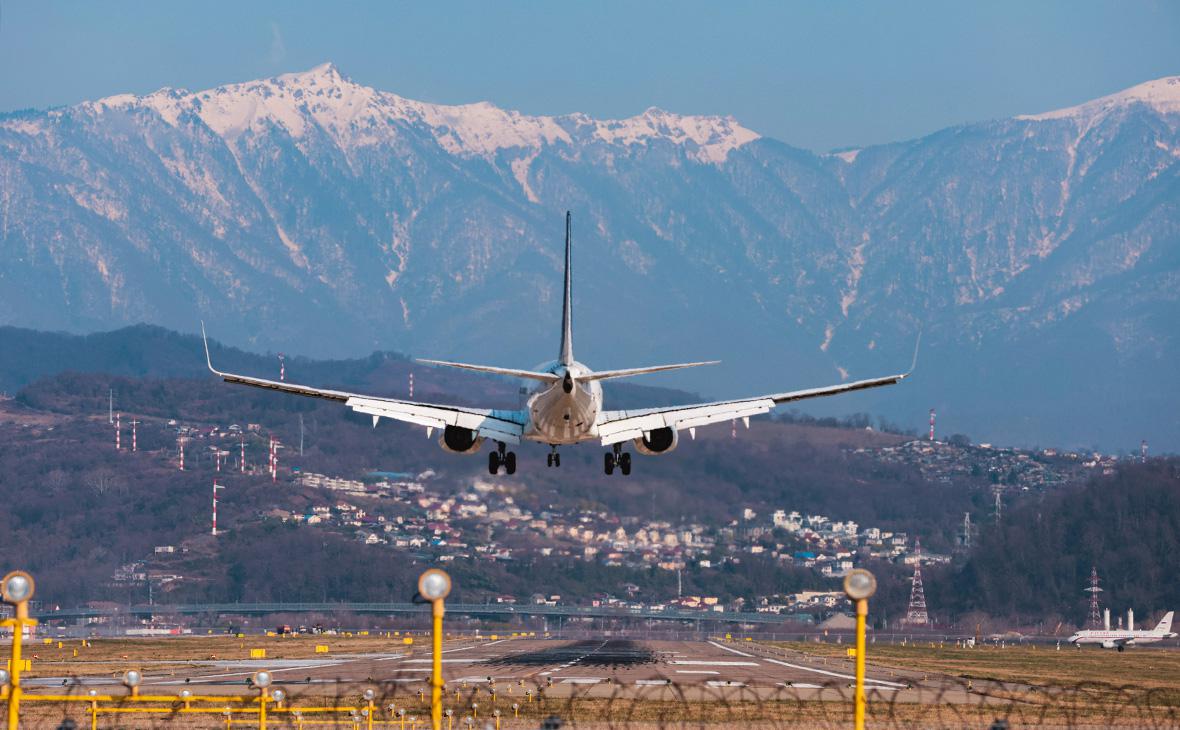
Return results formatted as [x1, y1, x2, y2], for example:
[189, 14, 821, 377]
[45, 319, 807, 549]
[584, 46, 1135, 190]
[15, 631, 438, 679]
[769, 640, 1180, 692]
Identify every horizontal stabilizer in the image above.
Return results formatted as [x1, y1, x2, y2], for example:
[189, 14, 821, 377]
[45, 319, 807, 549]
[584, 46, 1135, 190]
[417, 359, 560, 383]
[580, 361, 720, 382]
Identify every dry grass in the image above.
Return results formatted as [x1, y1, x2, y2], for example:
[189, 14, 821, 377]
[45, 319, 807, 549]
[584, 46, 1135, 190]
[768, 640, 1180, 692]
[19, 632, 445, 679]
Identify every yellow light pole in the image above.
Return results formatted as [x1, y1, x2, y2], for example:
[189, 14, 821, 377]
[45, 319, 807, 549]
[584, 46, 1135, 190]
[418, 569, 452, 730]
[122, 670, 143, 698]
[842, 569, 877, 730]
[252, 670, 273, 730]
[362, 688, 376, 730]
[2, 570, 37, 730]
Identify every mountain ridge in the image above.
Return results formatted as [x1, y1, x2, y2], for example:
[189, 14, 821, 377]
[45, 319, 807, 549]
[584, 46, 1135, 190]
[1, 65, 1178, 449]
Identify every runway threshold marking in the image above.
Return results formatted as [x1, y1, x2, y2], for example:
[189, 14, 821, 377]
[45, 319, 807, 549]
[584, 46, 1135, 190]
[671, 660, 758, 666]
[707, 640, 906, 688]
[707, 641, 755, 657]
[676, 670, 719, 675]
[149, 661, 340, 685]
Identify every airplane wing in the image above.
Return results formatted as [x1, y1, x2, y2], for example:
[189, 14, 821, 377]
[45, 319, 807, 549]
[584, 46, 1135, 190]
[201, 326, 525, 444]
[596, 339, 919, 446]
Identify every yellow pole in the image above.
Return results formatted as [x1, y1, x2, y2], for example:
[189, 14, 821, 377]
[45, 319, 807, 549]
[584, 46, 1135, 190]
[431, 599, 444, 730]
[367, 699, 375, 730]
[854, 597, 867, 730]
[90, 700, 98, 730]
[259, 688, 267, 730]
[6, 600, 29, 730]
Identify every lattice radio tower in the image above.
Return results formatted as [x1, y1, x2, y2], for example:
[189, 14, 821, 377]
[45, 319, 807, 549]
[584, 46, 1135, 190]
[960, 512, 973, 550]
[1085, 566, 1103, 629]
[904, 538, 930, 625]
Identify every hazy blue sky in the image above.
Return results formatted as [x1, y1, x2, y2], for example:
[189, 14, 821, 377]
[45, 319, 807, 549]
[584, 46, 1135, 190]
[1, 1, 1177, 151]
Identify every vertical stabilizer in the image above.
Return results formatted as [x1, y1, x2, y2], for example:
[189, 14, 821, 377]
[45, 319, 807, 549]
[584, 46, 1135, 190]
[1156, 611, 1174, 633]
[559, 211, 574, 366]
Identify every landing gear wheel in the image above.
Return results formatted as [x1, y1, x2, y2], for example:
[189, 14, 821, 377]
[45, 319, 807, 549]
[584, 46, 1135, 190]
[547, 454, 553, 467]
[489, 451, 501, 475]
[619, 452, 632, 476]
[505, 451, 517, 475]
[554, 453, 561, 467]
[604, 452, 616, 475]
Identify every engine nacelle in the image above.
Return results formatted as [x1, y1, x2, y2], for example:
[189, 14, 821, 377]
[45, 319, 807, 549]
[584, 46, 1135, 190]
[439, 425, 485, 454]
[633, 426, 679, 455]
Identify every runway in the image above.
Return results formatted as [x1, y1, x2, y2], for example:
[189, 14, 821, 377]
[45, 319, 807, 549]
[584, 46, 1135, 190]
[24, 638, 928, 699]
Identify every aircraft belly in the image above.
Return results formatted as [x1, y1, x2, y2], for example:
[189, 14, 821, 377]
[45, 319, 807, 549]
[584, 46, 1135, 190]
[525, 387, 598, 444]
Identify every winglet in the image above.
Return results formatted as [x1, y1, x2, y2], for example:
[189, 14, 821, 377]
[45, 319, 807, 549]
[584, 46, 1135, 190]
[200, 321, 220, 376]
[903, 330, 922, 378]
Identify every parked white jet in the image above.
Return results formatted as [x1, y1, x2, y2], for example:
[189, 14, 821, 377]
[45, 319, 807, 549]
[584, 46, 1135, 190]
[203, 213, 916, 475]
[1068, 612, 1176, 650]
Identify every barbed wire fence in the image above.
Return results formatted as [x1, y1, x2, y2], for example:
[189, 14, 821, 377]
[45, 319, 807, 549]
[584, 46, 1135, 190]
[17, 670, 1180, 729]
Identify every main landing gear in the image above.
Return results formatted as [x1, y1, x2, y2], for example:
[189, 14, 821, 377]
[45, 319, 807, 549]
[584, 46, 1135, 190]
[546, 446, 561, 468]
[489, 442, 516, 475]
[604, 444, 632, 476]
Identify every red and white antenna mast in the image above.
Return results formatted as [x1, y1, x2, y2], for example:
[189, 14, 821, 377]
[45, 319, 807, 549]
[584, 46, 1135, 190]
[903, 538, 930, 626]
[1084, 566, 1103, 629]
[278, 353, 286, 382]
[130, 419, 139, 452]
[929, 409, 936, 441]
[1141, 440, 1149, 462]
[115, 413, 122, 450]
[212, 480, 225, 536]
[240, 437, 246, 473]
[409, 371, 414, 399]
[177, 435, 187, 471]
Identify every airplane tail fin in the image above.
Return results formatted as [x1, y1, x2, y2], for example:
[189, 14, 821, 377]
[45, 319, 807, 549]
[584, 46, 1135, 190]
[581, 361, 721, 382]
[559, 211, 574, 366]
[1156, 611, 1174, 633]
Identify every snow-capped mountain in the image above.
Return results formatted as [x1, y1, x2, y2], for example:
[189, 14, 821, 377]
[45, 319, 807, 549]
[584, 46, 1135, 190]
[1, 65, 1178, 449]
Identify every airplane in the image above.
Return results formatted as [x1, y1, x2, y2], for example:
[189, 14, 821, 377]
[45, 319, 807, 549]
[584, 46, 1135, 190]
[1068, 611, 1176, 651]
[203, 212, 917, 476]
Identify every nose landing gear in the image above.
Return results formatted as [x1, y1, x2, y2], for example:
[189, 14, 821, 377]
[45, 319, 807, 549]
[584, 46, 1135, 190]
[547, 446, 561, 468]
[489, 442, 517, 475]
[604, 444, 632, 476]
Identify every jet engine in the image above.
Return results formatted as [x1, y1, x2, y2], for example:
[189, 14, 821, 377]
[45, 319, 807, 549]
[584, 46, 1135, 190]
[439, 425, 485, 454]
[633, 426, 678, 455]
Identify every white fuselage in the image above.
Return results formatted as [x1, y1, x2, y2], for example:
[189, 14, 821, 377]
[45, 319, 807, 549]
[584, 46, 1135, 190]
[1068, 629, 1176, 648]
[521, 361, 603, 445]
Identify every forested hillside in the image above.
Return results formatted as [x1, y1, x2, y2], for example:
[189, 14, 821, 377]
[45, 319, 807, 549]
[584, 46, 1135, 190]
[927, 460, 1180, 626]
